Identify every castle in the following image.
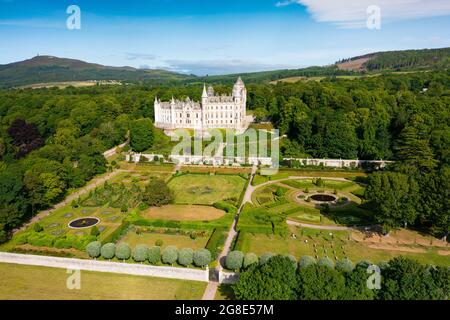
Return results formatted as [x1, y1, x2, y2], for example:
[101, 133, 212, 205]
[154, 77, 250, 132]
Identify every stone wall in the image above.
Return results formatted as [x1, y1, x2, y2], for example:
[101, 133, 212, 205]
[0, 252, 209, 283]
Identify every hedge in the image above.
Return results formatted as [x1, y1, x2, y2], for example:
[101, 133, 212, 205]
[205, 228, 226, 259]
[213, 201, 238, 214]
[102, 221, 130, 244]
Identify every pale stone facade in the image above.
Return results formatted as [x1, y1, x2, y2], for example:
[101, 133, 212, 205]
[154, 77, 249, 131]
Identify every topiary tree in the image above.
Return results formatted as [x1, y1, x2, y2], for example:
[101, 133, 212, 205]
[86, 241, 102, 259]
[148, 246, 161, 265]
[243, 253, 259, 269]
[90, 226, 100, 237]
[155, 239, 163, 247]
[101, 243, 116, 260]
[226, 251, 244, 271]
[33, 223, 43, 233]
[121, 204, 128, 213]
[318, 257, 335, 269]
[116, 243, 131, 261]
[178, 248, 194, 267]
[298, 255, 317, 269]
[259, 252, 274, 265]
[162, 246, 178, 265]
[193, 249, 212, 268]
[336, 258, 354, 272]
[132, 244, 149, 263]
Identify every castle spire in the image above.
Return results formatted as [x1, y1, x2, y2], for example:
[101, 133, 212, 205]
[202, 83, 208, 98]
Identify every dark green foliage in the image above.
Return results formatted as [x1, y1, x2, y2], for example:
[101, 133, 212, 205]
[130, 118, 154, 152]
[142, 178, 174, 207]
[213, 201, 238, 214]
[233, 256, 298, 300]
[90, 226, 100, 237]
[379, 257, 447, 300]
[296, 264, 346, 300]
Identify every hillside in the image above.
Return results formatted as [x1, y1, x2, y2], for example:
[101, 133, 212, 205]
[337, 47, 450, 72]
[0, 55, 193, 88]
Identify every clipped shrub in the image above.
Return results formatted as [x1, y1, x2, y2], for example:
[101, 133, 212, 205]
[178, 248, 194, 267]
[298, 255, 317, 269]
[162, 246, 178, 265]
[318, 257, 335, 269]
[213, 201, 237, 214]
[193, 248, 212, 268]
[116, 243, 131, 261]
[101, 243, 116, 260]
[243, 253, 259, 269]
[33, 223, 43, 233]
[90, 226, 100, 237]
[336, 258, 354, 272]
[155, 239, 163, 247]
[148, 246, 161, 264]
[259, 252, 274, 265]
[133, 244, 149, 262]
[86, 241, 102, 258]
[226, 251, 244, 271]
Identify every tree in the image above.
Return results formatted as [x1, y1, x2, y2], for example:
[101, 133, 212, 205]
[233, 256, 297, 300]
[226, 251, 244, 271]
[178, 248, 194, 267]
[379, 257, 446, 300]
[394, 124, 437, 173]
[162, 246, 178, 265]
[365, 172, 419, 231]
[193, 249, 212, 268]
[296, 264, 346, 300]
[142, 178, 174, 207]
[259, 252, 274, 265]
[148, 246, 161, 264]
[243, 253, 259, 269]
[116, 243, 131, 261]
[7, 119, 44, 158]
[101, 243, 116, 260]
[130, 118, 154, 152]
[335, 258, 354, 272]
[298, 256, 316, 269]
[86, 241, 102, 258]
[132, 244, 149, 263]
[318, 257, 335, 269]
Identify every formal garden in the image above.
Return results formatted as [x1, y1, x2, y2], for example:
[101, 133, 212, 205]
[0, 166, 248, 270]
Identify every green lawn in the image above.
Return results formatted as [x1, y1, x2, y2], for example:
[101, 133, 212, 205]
[168, 174, 247, 205]
[120, 229, 210, 250]
[0, 263, 206, 300]
[234, 227, 450, 267]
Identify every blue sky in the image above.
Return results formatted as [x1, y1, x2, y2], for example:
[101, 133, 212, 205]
[1, 0, 449, 75]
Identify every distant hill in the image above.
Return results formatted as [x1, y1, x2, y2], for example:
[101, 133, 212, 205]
[0, 55, 193, 88]
[337, 47, 450, 72]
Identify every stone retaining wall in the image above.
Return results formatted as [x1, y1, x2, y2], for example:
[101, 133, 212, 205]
[0, 252, 209, 282]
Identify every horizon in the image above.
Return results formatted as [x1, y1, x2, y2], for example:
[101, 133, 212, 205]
[1, 0, 450, 75]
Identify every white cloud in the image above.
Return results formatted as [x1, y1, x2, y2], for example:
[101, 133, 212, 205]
[279, 0, 450, 28]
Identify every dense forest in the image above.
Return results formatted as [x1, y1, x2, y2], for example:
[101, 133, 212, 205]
[0, 70, 448, 241]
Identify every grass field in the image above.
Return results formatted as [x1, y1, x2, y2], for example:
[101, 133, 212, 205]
[0, 263, 206, 300]
[120, 229, 210, 250]
[168, 174, 247, 205]
[142, 205, 226, 221]
[234, 226, 450, 267]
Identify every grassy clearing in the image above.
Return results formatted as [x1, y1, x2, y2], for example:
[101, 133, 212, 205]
[142, 205, 226, 221]
[234, 226, 450, 267]
[120, 229, 210, 250]
[0, 263, 206, 300]
[169, 174, 247, 205]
